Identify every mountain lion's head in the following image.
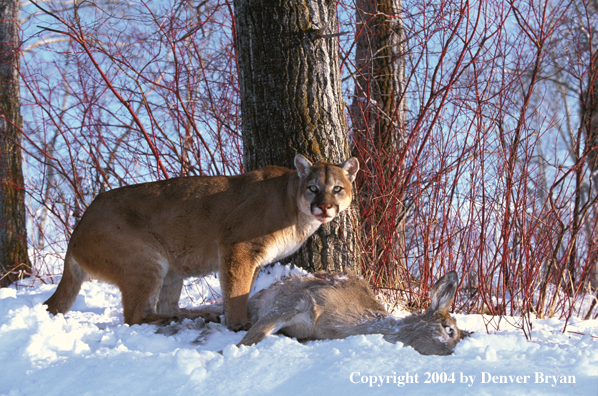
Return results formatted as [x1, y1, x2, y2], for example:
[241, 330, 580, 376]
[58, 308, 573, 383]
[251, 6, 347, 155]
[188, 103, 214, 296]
[294, 154, 359, 223]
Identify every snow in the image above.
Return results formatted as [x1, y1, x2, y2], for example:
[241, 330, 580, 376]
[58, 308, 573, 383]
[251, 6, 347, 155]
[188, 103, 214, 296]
[1, 264, 597, 396]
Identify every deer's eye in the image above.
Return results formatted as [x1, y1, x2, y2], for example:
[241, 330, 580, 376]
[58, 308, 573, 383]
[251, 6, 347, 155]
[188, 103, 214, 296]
[333, 186, 343, 193]
[308, 186, 318, 193]
[445, 326, 454, 336]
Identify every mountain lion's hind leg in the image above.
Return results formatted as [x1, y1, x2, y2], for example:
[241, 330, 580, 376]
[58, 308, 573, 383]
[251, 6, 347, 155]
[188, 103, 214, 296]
[118, 260, 166, 325]
[156, 273, 219, 324]
[156, 272, 183, 315]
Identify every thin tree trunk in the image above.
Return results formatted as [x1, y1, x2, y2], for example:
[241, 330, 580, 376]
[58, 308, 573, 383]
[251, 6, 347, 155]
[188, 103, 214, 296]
[582, 51, 598, 291]
[233, 0, 358, 273]
[0, 0, 30, 286]
[350, 0, 407, 278]
[352, 0, 407, 151]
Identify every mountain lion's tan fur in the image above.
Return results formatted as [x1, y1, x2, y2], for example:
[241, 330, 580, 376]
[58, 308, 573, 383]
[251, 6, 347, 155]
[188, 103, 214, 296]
[45, 155, 359, 330]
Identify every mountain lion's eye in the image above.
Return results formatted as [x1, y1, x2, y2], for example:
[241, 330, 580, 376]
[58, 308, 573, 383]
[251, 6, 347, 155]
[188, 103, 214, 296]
[308, 186, 318, 193]
[333, 186, 343, 193]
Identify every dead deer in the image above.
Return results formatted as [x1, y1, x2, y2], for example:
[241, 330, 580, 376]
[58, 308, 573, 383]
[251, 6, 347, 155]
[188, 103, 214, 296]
[201, 270, 469, 355]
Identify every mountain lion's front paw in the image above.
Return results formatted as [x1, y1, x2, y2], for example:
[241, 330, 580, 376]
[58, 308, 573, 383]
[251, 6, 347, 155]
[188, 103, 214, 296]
[228, 321, 252, 332]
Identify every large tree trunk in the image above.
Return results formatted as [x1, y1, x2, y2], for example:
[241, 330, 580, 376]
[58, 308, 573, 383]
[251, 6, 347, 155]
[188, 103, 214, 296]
[350, 0, 407, 278]
[0, 0, 30, 286]
[233, 0, 358, 273]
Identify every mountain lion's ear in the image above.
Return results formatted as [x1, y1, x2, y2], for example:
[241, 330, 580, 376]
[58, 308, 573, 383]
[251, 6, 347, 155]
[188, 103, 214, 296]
[295, 154, 313, 178]
[340, 158, 359, 182]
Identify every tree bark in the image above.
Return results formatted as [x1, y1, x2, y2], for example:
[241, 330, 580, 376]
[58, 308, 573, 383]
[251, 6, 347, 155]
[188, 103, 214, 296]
[233, 0, 358, 273]
[352, 0, 407, 153]
[582, 51, 598, 291]
[0, 0, 30, 286]
[350, 0, 407, 275]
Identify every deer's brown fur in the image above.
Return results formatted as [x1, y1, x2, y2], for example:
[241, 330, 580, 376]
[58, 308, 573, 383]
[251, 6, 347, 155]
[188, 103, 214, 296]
[201, 271, 468, 355]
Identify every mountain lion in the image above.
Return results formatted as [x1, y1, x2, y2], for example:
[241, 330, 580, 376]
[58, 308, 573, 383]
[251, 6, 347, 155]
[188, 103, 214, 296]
[44, 154, 359, 331]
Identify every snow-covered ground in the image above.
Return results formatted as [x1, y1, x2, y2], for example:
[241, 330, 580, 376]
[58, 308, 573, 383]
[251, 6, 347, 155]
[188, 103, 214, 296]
[1, 264, 597, 396]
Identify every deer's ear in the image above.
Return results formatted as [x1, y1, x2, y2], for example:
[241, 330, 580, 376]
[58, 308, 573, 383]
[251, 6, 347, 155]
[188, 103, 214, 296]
[427, 271, 458, 315]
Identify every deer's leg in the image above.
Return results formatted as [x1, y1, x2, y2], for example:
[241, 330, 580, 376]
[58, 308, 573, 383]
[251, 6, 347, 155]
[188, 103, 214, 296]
[237, 297, 316, 346]
[237, 312, 284, 346]
[187, 304, 224, 323]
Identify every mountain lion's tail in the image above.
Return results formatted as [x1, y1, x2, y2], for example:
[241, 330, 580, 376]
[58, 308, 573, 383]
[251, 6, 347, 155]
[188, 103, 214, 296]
[44, 252, 87, 315]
